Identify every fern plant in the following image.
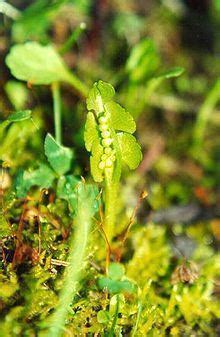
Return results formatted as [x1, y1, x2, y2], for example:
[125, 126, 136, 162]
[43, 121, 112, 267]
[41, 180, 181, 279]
[84, 81, 142, 240]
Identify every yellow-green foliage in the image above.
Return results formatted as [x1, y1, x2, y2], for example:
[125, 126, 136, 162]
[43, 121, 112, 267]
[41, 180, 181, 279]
[127, 225, 171, 284]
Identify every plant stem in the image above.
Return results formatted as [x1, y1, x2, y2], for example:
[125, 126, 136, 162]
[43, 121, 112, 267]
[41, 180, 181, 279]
[65, 72, 89, 97]
[48, 186, 93, 337]
[52, 82, 62, 144]
[109, 294, 120, 336]
[131, 301, 142, 337]
[104, 180, 118, 241]
[59, 22, 86, 55]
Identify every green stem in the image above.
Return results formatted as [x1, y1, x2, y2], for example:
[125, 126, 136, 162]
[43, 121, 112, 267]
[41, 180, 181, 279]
[109, 294, 120, 336]
[52, 82, 62, 144]
[48, 187, 93, 337]
[104, 180, 118, 241]
[59, 22, 86, 55]
[131, 301, 142, 337]
[65, 72, 89, 97]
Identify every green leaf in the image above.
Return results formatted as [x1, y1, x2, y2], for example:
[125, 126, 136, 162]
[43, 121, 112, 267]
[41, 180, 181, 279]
[98, 277, 137, 294]
[44, 133, 73, 176]
[7, 110, 32, 122]
[126, 39, 160, 82]
[87, 80, 115, 114]
[57, 175, 79, 213]
[97, 310, 110, 324]
[6, 42, 70, 85]
[24, 165, 55, 190]
[84, 111, 99, 151]
[108, 263, 125, 281]
[90, 139, 104, 183]
[56, 178, 100, 217]
[214, 0, 220, 11]
[97, 80, 115, 102]
[0, 109, 32, 135]
[105, 101, 136, 134]
[12, 1, 63, 43]
[5, 81, 29, 110]
[156, 67, 185, 79]
[117, 133, 142, 170]
[14, 170, 29, 197]
[14, 164, 55, 198]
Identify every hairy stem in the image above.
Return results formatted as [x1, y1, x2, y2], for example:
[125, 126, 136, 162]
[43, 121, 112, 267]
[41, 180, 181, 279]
[48, 187, 93, 337]
[52, 82, 62, 144]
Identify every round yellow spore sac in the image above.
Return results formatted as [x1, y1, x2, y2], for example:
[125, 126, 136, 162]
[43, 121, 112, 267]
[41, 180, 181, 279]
[98, 161, 105, 170]
[105, 158, 113, 168]
[102, 138, 112, 147]
[99, 116, 108, 124]
[101, 130, 111, 138]
[99, 124, 108, 132]
[104, 147, 112, 155]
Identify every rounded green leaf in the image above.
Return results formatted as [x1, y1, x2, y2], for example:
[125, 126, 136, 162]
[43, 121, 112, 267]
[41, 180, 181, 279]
[87, 80, 115, 113]
[6, 42, 69, 85]
[105, 101, 136, 134]
[117, 133, 142, 169]
[44, 134, 73, 176]
[97, 80, 115, 102]
[98, 277, 137, 294]
[108, 263, 125, 281]
[15, 164, 55, 198]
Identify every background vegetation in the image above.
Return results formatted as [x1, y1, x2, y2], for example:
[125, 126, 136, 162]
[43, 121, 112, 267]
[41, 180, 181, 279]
[0, 0, 219, 336]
